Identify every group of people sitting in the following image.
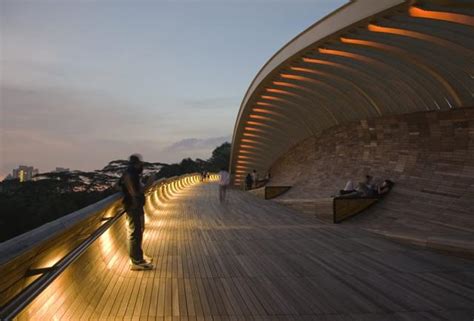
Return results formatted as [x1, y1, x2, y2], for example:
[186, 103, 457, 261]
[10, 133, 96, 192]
[339, 175, 394, 198]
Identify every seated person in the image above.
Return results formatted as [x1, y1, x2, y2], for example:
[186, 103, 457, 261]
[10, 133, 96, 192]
[339, 175, 395, 197]
[358, 175, 378, 197]
[340, 175, 377, 197]
[358, 177, 394, 197]
[340, 180, 357, 195]
[377, 179, 394, 196]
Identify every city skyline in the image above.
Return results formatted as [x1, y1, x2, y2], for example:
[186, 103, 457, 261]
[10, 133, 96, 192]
[0, 0, 346, 179]
[4, 165, 70, 180]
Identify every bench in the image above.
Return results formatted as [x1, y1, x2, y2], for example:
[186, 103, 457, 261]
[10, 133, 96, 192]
[247, 186, 291, 200]
[274, 196, 379, 223]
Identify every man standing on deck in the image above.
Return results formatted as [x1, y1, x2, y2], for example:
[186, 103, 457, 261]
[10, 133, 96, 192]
[121, 154, 154, 270]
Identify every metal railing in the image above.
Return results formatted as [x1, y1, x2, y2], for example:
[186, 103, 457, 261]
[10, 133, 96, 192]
[0, 173, 201, 321]
[0, 210, 124, 320]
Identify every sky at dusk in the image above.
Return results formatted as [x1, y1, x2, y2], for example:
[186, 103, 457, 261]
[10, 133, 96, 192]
[0, 0, 346, 179]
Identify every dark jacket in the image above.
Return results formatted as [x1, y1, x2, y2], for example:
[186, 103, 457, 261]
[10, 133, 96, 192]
[121, 166, 145, 209]
[245, 174, 253, 187]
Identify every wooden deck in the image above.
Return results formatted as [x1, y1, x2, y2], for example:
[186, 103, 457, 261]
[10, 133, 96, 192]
[17, 182, 474, 320]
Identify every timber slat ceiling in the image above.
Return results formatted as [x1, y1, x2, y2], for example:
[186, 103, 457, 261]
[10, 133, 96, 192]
[230, 0, 474, 185]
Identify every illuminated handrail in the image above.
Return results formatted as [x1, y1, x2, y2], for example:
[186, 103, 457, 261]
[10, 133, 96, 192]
[0, 173, 202, 321]
[0, 210, 125, 320]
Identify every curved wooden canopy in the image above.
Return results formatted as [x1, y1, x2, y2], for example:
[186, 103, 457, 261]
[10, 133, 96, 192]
[230, 0, 474, 185]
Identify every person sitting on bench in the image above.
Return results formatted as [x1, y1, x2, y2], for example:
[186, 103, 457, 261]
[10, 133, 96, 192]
[377, 179, 394, 196]
[340, 175, 392, 198]
[340, 180, 357, 195]
[357, 175, 377, 197]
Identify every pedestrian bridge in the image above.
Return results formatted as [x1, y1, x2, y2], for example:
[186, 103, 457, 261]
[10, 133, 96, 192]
[1, 175, 473, 320]
[2, 0, 474, 319]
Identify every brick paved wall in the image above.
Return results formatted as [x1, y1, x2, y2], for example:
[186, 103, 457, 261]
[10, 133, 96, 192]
[270, 107, 474, 239]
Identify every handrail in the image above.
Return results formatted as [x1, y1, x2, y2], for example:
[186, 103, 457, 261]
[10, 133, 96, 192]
[0, 172, 202, 321]
[0, 210, 125, 321]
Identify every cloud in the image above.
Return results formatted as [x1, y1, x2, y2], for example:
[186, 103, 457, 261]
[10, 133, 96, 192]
[0, 83, 232, 177]
[0, 84, 163, 176]
[161, 136, 231, 162]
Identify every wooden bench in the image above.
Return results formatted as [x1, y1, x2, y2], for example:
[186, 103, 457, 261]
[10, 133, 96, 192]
[333, 196, 379, 223]
[247, 186, 291, 200]
[274, 196, 379, 223]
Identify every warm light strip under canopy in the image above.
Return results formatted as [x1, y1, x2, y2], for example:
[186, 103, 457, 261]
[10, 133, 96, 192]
[339, 36, 462, 107]
[261, 95, 286, 102]
[318, 48, 376, 64]
[239, 144, 259, 149]
[368, 23, 466, 52]
[273, 81, 306, 91]
[244, 126, 265, 133]
[302, 57, 341, 67]
[266, 88, 298, 97]
[409, 6, 474, 27]
[252, 108, 285, 117]
[280, 73, 320, 84]
[249, 114, 273, 121]
[256, 102, 273, 107]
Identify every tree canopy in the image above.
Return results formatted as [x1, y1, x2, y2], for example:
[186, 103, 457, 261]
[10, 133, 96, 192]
[0, 142, 231, 241]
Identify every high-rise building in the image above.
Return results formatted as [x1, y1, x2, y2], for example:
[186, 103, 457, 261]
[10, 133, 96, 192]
[12, 165, 39, 182]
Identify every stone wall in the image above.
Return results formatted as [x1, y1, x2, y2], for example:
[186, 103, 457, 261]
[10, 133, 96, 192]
[269, 107, 474, 251]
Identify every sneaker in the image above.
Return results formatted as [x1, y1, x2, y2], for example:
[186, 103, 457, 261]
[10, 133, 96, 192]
[130, 260, 154, 271]
[143, 253, 153, 262]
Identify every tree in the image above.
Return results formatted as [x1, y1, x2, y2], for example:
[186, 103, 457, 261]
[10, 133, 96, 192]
[0, 142, 231, 241]
[207, 142, 231, 171]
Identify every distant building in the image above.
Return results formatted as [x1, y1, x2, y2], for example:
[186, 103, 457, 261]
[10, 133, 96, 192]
[54, 167, 70, 173]
[11, 165, 39, 182]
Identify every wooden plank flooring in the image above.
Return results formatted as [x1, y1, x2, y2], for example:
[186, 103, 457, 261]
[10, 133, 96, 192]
[17, 182, 474, 320]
